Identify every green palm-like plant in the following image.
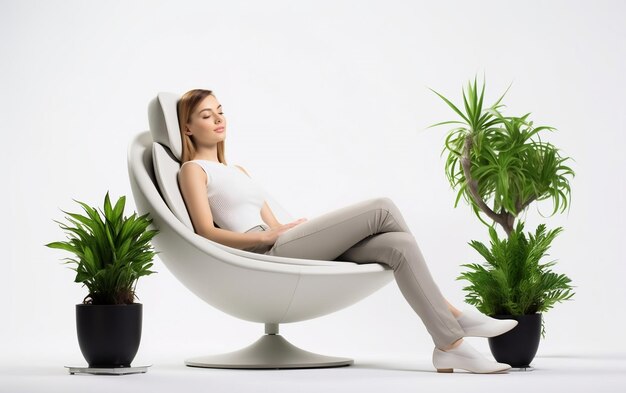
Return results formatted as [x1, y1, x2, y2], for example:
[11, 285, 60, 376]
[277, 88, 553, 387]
[427, 76, 575, 237]
[457, 221, 575, 337]
[45, 191, 159, 305]
[424, 76, 577, 339]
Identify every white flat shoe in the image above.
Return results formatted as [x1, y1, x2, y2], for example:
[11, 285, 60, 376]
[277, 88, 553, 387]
[456, 308, 518, 338]
[432, 340, 511, 374]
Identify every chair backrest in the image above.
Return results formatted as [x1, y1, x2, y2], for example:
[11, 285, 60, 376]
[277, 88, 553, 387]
[147, 92, 293, 233]
[147, 92, 199, 231]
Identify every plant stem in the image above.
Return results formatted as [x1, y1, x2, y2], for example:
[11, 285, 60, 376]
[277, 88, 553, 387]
[461, 134, 514, 236]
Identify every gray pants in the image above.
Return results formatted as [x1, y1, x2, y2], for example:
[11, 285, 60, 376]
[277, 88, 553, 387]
[244, 196, 465, 348]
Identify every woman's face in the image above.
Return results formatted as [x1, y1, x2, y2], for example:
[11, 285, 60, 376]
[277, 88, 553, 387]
[185, 94, 226, 145]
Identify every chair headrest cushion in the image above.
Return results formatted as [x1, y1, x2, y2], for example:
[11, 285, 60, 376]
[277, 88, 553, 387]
[152, 142, 195, 230]
[148, 92, 183, 160]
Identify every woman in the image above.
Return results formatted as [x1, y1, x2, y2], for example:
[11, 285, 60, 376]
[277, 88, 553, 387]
[176, 88, 518, 374]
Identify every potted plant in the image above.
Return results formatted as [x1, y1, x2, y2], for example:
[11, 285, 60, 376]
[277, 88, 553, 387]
[459, 221, 575, 367]
[45, 191, 159, 368]
[427, 76, 576, 367]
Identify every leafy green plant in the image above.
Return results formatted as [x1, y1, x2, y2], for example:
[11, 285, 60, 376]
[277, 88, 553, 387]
[457, 221, 575, 337]
[45, 191, 159, 305]
[427, 76, 575, 237]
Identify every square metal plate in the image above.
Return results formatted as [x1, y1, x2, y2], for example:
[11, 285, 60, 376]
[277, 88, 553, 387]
[65, 364, 152, 375]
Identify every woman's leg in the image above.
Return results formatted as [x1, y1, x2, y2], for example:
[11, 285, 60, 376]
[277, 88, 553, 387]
[446, 300, 463, 318]
[335, 231, 465, 349]
[265, 197, 465, 349]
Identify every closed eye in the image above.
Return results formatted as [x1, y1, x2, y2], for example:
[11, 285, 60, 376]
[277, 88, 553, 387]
[203, 112, 224, 119]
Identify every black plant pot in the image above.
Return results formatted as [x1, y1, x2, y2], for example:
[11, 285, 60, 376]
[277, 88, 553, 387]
[487, 313, 541, 368]
[76, 303, 143, 368]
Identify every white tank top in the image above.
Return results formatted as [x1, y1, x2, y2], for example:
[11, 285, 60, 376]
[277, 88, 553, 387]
[179, 160, 268, 233]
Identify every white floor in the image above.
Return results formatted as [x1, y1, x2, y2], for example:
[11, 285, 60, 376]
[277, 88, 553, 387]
[2, 351, 625, 393]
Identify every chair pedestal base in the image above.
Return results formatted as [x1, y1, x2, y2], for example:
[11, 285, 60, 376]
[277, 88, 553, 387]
[185, 334, 353, 369]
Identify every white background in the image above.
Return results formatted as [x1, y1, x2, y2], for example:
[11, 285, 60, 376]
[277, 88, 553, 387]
[1, 0, 624, 367]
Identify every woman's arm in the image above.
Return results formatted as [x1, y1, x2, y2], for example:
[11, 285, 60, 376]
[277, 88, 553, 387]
[261, 200, 282, 229]
[178, 162, 266, 250]
[234, 165, 282, 229]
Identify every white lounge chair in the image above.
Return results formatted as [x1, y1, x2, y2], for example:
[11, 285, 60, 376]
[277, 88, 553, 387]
[125, 92, 395, 369]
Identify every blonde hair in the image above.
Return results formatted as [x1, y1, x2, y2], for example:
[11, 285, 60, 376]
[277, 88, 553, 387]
[177, 89, 227, 164]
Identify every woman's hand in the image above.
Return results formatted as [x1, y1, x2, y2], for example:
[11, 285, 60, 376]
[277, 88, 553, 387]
[261, 218, 307, 246]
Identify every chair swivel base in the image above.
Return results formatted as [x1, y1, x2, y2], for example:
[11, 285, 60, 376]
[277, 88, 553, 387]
[185, 334, 353, 369]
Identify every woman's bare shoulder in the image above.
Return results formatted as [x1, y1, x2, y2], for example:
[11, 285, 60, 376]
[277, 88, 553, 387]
[179, 161, 208, 184]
